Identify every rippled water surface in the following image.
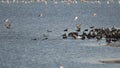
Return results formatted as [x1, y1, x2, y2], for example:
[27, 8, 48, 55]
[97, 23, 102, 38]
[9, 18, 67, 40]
[0, 1, 120, 68]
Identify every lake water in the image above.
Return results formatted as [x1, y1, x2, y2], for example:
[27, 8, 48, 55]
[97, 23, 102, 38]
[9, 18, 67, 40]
[0, 1, 120, 68]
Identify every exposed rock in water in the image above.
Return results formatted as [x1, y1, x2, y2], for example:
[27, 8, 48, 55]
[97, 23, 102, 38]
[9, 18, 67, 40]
[99, 58, 120, 64]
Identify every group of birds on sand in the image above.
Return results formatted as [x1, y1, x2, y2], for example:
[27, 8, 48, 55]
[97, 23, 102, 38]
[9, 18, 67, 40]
[62, 24, 120, 44]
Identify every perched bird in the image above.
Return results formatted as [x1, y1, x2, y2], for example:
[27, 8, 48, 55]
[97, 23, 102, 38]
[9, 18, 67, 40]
[47, 30, 52, 32]
[62, 33, 67, 39]
[76, 24, 81, 32]
[42, 37, 48, 40]
[84, 29, 88, 31]
[38, 13, 43, 17]
[32, 38, 37, 40]
[90, 26, 94, 29]
[5, 19, 11, 29]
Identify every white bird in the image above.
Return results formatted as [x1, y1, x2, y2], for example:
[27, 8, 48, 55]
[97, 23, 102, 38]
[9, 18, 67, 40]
[74, 16, 78, 21]
[40, 13, 43, 17]
[5, 19, 11, 29]
[54, 0, 58, 4]
[119, 1, 120, 4]
[97, 1, 101, 4]
[60, 66, 64, 68]
[76, 24, 81, 32]
[44, 1, 47, 5]
[107, 1, 110, 4]
[93, 13, 97, 16]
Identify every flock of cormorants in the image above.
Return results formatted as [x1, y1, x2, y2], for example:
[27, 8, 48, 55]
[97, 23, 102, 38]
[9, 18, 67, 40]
[4, 19, 120, 44]
[62, 24, 120, 44]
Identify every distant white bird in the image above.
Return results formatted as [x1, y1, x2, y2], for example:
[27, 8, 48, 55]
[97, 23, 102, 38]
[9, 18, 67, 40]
[75, 1, 77, 3]
[54, 0, 58, 4]
[40, 13, 43, 17]
[38, 13, 43, 17]
[119, 1, 120, 4]
[74, 16, 78, 21]
[97, 1, 101, 4]
[5, 19, 11, 29]
[44, 1, 47, 5]
[93, 13, 97, 16]
[60, 66, 63, 68]
[107, 1, 110, 4]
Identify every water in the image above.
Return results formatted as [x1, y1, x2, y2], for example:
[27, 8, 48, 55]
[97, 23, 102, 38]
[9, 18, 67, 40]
[0, 1, 120, 68]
